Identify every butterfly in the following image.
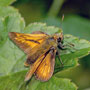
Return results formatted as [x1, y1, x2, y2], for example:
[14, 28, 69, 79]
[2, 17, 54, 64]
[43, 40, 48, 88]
[9, 30, 64, 82]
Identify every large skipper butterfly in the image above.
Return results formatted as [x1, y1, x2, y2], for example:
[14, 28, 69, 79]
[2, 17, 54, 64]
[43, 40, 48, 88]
[9, 30, 64, 82]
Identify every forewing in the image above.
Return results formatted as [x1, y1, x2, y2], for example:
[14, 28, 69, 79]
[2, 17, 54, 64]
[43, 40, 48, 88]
[34, 49, 56, 82]
[9, 32, 48, 54]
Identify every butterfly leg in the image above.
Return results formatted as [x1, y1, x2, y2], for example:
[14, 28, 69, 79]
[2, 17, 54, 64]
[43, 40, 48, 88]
[59, 41, 77, 52]
[58, 42, 65, 50]
[56, 51, 64, 67]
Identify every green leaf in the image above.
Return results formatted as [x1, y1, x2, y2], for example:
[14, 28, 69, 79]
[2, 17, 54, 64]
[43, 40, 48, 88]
[0, 14, 25, 75]
[0, 20, 90, 89]
[0, 6, 24, 46]
[0, 6, 19, 19]
[0, 6, 25, 46]
[0, 70, 77, 90]
[0, 0, 16, 6]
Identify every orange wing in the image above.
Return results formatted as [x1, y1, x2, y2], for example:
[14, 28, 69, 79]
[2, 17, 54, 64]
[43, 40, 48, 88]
[24, 48, 56, 82]
[34, 49, 56, 82]
[9, 32, 48, 54]
[9, 32, 49, 65]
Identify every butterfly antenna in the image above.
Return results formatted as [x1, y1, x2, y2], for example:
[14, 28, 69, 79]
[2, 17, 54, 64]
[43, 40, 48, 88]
[62, 14, 64, 22]
[60, 14, 64, 29]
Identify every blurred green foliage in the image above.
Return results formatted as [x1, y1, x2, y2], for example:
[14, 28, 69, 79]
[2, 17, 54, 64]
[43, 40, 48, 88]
[0, 0, 90, 90]
[13, 0, 90, 89]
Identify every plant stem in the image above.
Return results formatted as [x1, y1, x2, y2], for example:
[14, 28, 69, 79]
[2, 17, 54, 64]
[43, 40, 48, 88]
[48, 0, 65, 17]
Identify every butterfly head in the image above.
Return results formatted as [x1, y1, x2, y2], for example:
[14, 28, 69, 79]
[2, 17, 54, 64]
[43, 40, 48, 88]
[53, 32, 63, 44]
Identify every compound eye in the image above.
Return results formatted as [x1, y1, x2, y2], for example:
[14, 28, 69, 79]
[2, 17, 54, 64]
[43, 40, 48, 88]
[57, 37, 61, 43]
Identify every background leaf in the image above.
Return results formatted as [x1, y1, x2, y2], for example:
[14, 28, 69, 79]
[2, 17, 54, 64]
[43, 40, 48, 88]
[0, 20, 90, 89]
[0, 6, 19, 18]
[0, 0, 16, 6]
[0, 70, 77, 90]
[0, 14, 25, 75]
